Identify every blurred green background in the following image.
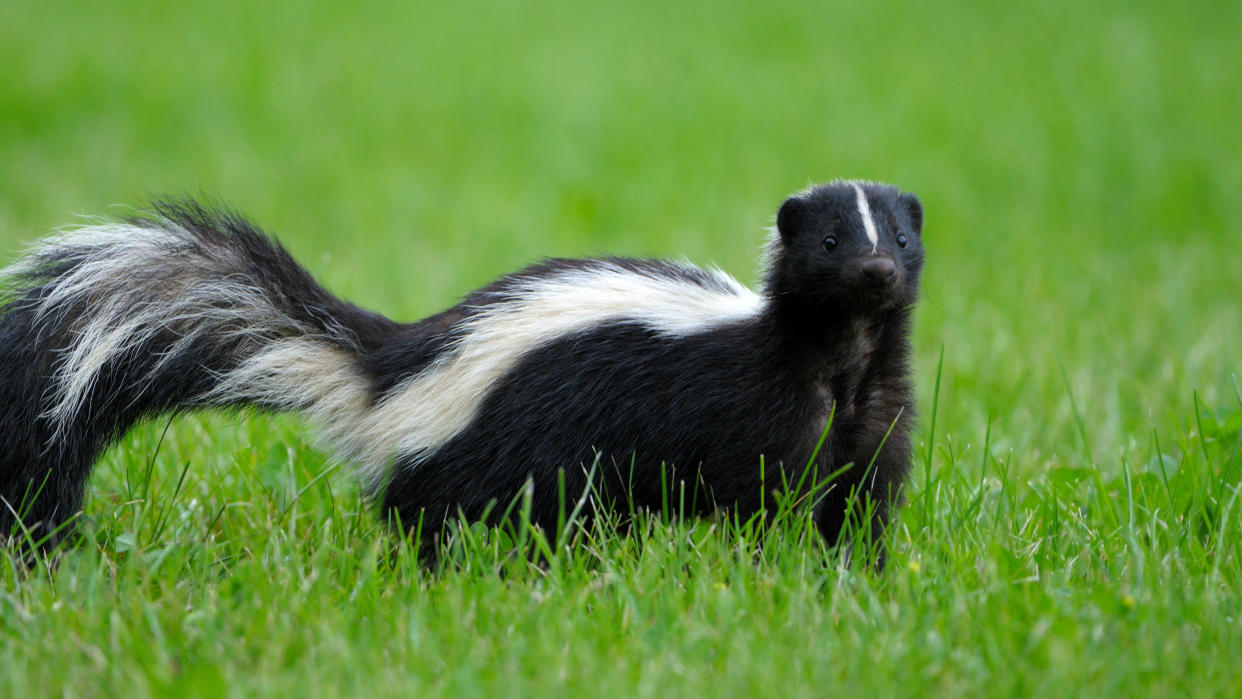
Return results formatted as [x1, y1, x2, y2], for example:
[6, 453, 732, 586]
[4, 0, 1237, 468]
[3, 0, 1242, 695]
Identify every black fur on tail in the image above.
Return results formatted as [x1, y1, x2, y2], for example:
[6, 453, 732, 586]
[0, 200, 397, 549]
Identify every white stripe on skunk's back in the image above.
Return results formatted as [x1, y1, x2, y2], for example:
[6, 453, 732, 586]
[212, 260, 762, 489]
[163, 257, 762, 491]
[487, 261, 762, 338]
[366, 260, 764, 481]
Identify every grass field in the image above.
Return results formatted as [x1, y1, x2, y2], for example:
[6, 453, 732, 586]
[2, 0, 1240, 695]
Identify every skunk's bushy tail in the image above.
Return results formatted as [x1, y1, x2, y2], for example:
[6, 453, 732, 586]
[0, 200, 398, 548]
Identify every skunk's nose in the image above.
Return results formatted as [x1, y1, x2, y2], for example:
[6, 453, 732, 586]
[861, 257, 898, 285]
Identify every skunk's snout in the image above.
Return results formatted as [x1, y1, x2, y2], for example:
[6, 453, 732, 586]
[861, 256, 898, 285]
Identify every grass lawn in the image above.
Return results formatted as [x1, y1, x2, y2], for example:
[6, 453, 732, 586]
[2, 0, 1240, 695]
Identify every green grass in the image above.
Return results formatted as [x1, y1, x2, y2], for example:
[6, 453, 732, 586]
[2, 0, 1240, 695]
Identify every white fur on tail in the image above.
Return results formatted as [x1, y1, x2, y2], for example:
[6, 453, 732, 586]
[6, 222, 336, 438]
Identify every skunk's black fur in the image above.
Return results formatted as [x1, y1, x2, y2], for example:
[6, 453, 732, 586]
[0, 182, 924, 564]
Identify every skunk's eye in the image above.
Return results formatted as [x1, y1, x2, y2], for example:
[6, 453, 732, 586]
[822, 236, 837, 252]
[896, 233, 908, 248]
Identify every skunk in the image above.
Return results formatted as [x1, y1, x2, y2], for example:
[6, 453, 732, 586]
[0, 181, 924, 562]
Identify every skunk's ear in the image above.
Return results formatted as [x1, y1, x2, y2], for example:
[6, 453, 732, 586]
[900, 192, 923, 235]
[776, 196, 807, 244]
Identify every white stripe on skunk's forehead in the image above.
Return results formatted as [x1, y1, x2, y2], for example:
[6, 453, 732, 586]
[362, 261, 763, 476]
[851, 182, 879, 251]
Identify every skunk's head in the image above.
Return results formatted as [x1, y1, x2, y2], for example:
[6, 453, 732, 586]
[764, 181, 924, 314]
